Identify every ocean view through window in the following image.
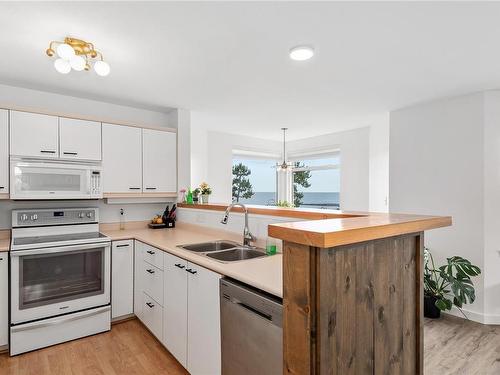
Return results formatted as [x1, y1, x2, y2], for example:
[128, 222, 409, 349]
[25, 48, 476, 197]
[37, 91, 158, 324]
[232, 158, 277, 205]
[292, 156, 340, 209]
[232, 152, 340, 209]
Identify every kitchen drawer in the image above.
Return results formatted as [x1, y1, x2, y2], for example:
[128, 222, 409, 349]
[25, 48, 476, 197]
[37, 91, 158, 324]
[141, 243, 164, 270]
[142, 261, 164, 306]
[142, 292, 163, 341]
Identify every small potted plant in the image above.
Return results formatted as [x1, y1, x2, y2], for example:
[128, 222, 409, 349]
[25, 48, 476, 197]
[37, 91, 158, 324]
[423, 248, 481, 319]
[199, 182, 212, 204]
[179, 188, 187, 203]
[192, 188, 200, 203]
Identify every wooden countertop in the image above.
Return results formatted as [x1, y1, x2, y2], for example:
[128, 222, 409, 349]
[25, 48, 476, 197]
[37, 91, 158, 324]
[0, 230, 10, 252]
[269, 213, 451, 247]
[101, 223, 283, 297]
[178, 203, 451, 248]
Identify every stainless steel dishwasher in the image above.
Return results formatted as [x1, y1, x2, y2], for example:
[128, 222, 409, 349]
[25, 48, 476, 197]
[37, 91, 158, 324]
[220, 278, 283, 375]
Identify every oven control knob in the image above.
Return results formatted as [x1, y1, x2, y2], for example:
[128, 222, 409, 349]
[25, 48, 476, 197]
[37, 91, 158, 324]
[20, 214, 28, 221]
[31, 214, 38, 221]
[78, 212, 84, 218]
[86, 212, 92, 218]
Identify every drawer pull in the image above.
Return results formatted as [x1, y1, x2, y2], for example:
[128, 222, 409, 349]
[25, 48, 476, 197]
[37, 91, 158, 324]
[146, 269, 155, 274]
[146, 250, 155, 255]
[146, 302, 154, 308]
[186, 268, 197, 275]
[63, 151, 78, 155]
[174, 263, 185, 269]
[40, 150, 56, 154]
[0, 187, 4, 189]
[145, 187, 157, 190]
[116, 244, 130, 248]
[129, 187, 141, 190]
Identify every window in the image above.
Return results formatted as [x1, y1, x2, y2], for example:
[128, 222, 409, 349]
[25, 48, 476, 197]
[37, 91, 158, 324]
[232, 158, 277, 205]
[291, 155, 340, 209]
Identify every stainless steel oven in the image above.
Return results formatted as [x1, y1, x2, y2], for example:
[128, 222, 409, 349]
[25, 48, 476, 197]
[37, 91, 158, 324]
[10, 242, 110, 324]
[9, 207, 111, 355]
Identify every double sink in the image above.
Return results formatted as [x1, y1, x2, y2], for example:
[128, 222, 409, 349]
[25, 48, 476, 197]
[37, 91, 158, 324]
[178, 240, 267, 263]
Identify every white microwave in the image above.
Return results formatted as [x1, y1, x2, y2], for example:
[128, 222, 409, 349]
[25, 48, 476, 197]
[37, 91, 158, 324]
[10, 158, 102, 200]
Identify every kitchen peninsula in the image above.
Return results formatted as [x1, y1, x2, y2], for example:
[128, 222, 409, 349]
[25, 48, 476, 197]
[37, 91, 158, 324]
[178, 203, 451, 375]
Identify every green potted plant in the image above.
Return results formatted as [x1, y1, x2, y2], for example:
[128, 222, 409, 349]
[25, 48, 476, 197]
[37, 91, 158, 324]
[192, 188, 200, 203]
[423, 248, 481, 319]
[199, 182, 212, 204]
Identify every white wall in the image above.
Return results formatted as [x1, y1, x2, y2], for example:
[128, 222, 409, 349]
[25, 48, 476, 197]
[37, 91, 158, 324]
[0, 83, 174, 128]
[176, 108, 191, 193]
[0, 83, 176, 228]
[483, 91, 500, 322]
[390, 92, 487, 321]
[369, 114, 390, 212]
[288, 127, 370, 211]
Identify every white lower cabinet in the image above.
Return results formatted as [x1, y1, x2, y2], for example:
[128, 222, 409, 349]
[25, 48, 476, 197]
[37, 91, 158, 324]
[134, 242, 222, 374]
[111, 240, 134, 319]
[134, 241, 164, 342]
[142, 292, 163, 340]
[186, 262, 222, 375]
[0, 254, 7, 347]
[163, 253, 188, 367]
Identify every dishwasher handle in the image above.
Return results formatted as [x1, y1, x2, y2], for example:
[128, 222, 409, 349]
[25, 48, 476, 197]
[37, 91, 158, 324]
[223, 293, 282, 327]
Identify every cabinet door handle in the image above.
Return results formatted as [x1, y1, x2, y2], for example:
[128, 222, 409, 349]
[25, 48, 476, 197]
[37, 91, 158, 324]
[174, 263, 185, 269]
[63, 151, 78, 155]
[146, 269, 155, 274]
[146, 302, 154, 308]
[0, 187, 4, 189]
[146, 250, 155, 255]
[186, 268, 197, 275]
[116, 244, 129, 248]
[40, 150, 56, 154]
[129, 187, 141, 190]
[145, 187, 157, 190]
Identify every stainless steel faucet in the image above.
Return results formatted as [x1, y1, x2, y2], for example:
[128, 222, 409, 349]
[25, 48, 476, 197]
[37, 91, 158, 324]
[220, 202, 256, 247]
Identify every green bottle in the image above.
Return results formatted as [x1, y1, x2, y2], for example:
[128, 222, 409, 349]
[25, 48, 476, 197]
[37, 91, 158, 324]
[186, 189, 194, 204]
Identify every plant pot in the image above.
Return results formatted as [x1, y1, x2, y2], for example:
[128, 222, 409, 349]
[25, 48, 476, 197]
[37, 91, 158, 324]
[424, 295, 441, 319]
[200, 194, 209, 204]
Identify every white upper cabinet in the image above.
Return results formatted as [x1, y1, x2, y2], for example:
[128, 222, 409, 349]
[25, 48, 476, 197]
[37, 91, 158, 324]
[102, 124, 142, 193]
[142, 129, 177, 193]
[10, 111, 59, 158]
[59, 118, 102, 161]
[0, 110, 8, 194]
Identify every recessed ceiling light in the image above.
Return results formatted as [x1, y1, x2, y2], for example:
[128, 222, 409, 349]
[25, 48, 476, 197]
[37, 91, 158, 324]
[289, 45, 314, 61]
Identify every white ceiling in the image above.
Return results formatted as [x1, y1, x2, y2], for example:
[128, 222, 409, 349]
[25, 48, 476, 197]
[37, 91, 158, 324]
[1, 2, 500, 140]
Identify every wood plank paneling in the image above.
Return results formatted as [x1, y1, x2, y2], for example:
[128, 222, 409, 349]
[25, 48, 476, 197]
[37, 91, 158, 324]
[283, 241, 317, 375]
[355, 243, 375, 375]
[283, 233, 422, 375]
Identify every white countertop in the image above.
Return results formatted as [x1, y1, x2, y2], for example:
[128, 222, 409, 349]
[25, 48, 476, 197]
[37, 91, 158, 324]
[101, 222, 283, 298]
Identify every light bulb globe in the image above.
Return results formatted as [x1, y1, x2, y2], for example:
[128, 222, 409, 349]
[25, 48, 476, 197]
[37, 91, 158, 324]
[54, 58, 71, 74]
[56, 43, 75, 60]
[94, 60, 110, 77]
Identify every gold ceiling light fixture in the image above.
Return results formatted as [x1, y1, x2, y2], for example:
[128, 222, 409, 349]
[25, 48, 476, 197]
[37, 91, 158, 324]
[46, 37, 110, 76]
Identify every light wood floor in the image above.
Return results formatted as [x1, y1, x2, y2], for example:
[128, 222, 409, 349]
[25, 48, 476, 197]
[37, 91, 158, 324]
[1, 315, 499, 375]
[424, 314, 500, 375]
[0, 319, 187, 375]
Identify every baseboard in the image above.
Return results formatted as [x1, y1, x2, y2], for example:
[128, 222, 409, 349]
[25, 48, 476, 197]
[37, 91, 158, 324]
[111, 314, 136, 324]
[444, 307, 500, 325]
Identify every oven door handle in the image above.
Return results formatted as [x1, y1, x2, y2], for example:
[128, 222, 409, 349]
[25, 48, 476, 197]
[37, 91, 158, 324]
[10, 242, 111, 257]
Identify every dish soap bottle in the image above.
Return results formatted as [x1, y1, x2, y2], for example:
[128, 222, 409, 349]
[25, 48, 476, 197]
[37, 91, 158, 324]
[186, 189, 194, 204]
[119, 208, 125, 230]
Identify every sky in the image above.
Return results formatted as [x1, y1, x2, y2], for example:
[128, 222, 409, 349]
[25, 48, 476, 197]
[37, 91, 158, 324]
[233, 156, 340, 193]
